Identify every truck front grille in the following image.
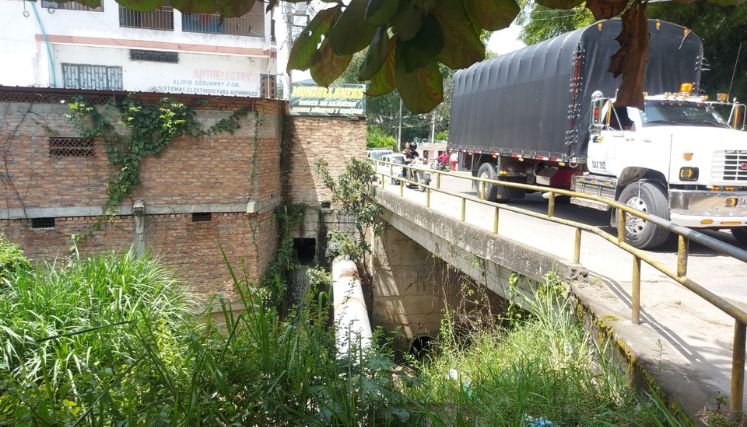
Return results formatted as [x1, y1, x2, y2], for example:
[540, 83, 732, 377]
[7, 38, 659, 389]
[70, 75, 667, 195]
[713, 150, 747, 181]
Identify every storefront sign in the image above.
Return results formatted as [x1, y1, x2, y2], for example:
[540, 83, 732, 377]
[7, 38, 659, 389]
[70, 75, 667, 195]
[290, 83, 366, 117]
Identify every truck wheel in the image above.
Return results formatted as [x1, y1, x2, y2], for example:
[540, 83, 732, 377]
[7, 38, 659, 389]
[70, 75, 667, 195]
[618, 181, 671, 249]
[731, 228, 747, 246]
[477, 163, 510, 202]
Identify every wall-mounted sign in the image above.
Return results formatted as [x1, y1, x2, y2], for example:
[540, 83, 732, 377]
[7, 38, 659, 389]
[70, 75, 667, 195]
[290, 82, 366, 117]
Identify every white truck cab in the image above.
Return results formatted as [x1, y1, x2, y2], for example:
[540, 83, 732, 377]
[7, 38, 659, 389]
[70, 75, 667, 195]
[579, 88, 747, 247]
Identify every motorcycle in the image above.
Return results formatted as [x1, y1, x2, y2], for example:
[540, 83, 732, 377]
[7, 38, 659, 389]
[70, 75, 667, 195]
[406, 159, 432, 192]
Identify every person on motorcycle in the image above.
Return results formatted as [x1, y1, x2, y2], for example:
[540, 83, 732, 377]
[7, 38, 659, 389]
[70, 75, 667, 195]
[402, 143, 419, 179]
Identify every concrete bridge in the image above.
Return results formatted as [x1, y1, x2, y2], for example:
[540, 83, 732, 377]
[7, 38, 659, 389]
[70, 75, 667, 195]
[367, 170, 747, 423]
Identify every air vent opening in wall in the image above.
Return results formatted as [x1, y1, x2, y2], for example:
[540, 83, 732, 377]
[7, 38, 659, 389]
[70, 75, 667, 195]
[192, 212, 212, 222]
[49, 137, 95, 157]
[31, 218, 56, 229]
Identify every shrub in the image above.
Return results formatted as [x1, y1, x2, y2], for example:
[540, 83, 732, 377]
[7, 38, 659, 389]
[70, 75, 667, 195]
[367, 126, 396, 149]
[435, 130, 448, 142]
[0, 234, 30, 282]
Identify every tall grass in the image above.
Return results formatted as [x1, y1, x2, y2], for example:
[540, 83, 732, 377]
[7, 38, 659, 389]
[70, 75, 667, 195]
[407, 275, 691, 426]
[0, 244, 420, 425]
[0, 235, 688, 426]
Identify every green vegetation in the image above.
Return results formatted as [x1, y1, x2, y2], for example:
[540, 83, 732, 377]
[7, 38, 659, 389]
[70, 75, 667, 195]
[315, 158, 382, 262]
[67, 96, 248, 211]
[0, 235, 30, 282]
[409, 273, 688, 426]
[367, 125, 397, 149]
[0, 235, 686, 425]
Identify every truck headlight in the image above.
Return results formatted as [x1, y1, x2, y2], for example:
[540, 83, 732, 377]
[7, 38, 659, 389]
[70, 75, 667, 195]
[679, 167, 699, 181]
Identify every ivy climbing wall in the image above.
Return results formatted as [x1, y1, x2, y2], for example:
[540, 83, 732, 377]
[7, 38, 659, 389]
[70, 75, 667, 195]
[0, 87, 284, 305]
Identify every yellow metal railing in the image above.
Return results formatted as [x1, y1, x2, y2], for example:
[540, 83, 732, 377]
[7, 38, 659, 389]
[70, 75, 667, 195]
[373, 159, 747, 416]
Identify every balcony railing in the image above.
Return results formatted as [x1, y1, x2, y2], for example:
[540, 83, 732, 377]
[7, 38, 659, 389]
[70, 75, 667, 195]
[119, 6, 174, 31]
[182, 12, 263, 37]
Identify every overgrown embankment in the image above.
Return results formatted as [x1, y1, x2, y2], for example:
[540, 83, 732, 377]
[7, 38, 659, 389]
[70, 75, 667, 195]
[0, 234, 690, 425]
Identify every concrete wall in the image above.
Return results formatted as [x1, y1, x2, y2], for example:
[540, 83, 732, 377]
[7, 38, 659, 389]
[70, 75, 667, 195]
[0, 0, 275, 94]
[0, 88, 284, 304]
[368, 223, 505, 348]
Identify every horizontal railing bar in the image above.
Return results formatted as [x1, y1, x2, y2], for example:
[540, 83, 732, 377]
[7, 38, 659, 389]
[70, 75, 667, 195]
[372, 161, 747, 325]
[375, 161, 747, 262]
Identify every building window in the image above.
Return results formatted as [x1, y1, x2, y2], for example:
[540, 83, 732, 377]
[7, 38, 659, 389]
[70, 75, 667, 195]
[182, 11, 263, 37]
[261, 74, 277, 99]
[49, 137, 95, 157]
[192, 212, 212, 222]
[119, 5, 174, 31]
[62, 64, 123, 90]
[130, 49, 179, 63]
[42, 1, 102, 11]
[31, 218, 55, 229]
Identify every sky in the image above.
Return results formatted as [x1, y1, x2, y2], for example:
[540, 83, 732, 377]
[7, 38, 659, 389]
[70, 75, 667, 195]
[487, 24, 526, 56]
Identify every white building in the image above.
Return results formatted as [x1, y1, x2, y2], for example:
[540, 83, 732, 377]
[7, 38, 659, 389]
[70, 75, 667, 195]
[0, 0, 304, 98]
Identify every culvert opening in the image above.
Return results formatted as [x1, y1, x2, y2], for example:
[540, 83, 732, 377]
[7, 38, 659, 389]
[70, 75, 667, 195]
[409, 335, 434, 360]
[293, 238, 316, 265]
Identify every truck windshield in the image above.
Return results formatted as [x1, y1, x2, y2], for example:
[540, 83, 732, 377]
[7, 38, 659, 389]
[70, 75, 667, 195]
[641, 100, 729, 128]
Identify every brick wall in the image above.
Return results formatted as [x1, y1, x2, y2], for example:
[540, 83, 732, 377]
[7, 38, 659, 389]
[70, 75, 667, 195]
[284, 116, 367, 205]
[0, 88, 283, 304]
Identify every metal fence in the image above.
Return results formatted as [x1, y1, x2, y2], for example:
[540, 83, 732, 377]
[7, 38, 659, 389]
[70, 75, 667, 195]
[119, 6, 174, 31]
[182, 12, 263, 37]
[374, 159, 747, 419]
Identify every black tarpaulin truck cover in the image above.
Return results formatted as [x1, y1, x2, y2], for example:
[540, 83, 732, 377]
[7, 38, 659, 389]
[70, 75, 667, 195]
[449, 19, 703, 162]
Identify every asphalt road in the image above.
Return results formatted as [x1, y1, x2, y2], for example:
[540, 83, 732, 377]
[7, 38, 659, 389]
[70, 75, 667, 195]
[379, 170, 747, 407]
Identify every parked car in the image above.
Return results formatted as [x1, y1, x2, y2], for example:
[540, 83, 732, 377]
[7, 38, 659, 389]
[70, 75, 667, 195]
[367, 149, 393, 160]
[377, 154, 405, 184]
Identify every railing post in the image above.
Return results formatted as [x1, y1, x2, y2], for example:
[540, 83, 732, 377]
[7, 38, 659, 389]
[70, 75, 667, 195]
[460, 197, 466, 222]
[480, 181, 486, 200]
[617, 208, 626, 244]
[732, 320, 746, 420]
[380, 174, 385, 188]
[632, 255, 641, 325]
[548, 192, 556, 217]
[436, 172, 441, 190]
[493, 206, 500, 234]
[677, 235, 688, 278]
[399, 179, 404, 197]
[573, 228, 581, 264]
[426, 187, 431, 208]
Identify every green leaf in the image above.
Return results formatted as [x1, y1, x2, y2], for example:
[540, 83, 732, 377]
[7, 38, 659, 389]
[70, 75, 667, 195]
[366, 39, 397, 96]
[464, 0, 520, 31]
[365, 0, 399, 25]
[393, 1, 424, 41]
[395, 55, 443, 113]
[311, 39, 354, 87]
[398, 14, 444, 72]
[328, 0, 378, 55]
[287, 7, 342, 72]
[358, 27, 391, 81]
[433, 0, 485, 69]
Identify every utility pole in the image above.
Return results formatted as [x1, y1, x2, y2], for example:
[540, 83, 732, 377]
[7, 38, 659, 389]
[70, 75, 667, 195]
[397, 97, 403, 151]
[430, 111, 436, 144]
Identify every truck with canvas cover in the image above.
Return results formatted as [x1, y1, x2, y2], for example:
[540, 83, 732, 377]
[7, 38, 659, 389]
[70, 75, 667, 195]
[449, 19, 747, 249]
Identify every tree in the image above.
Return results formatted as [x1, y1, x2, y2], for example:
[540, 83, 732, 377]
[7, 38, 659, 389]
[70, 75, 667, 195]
[517, 3, 594, 46]
[66, 0, 745, 112]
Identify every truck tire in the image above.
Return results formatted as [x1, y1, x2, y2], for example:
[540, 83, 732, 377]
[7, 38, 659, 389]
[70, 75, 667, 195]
[477, 163, 511, 202]
[617, 181, 671, 249]
[731, 228, 747, 246]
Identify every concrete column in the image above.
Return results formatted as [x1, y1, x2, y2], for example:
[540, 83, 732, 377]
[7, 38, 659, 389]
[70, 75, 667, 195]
[132, 200, 146, 258]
